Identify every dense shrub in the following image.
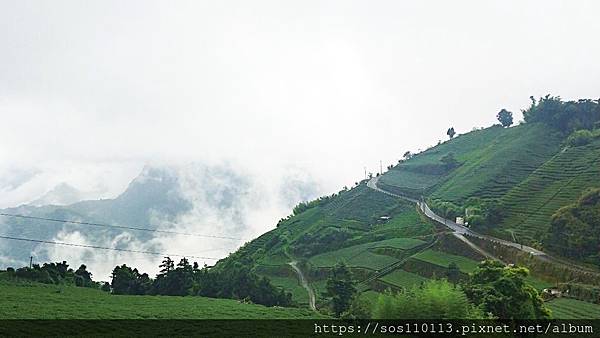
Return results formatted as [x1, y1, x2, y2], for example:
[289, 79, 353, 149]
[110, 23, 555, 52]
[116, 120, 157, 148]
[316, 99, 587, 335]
[291, 227, 355, 257]
[464, 260, 550, 319]
[566, 129, 600, 147]
[464, 198, 504, 228]
[15, 267, 54, 284]
[558, 283, 600, 304]
[545, 188, 600, 266]
[522, 96, 600, 133]
[440, 152, 460, 170]
[372, 279, 484, 319]
[11, 261, 94, 287]
[429, 199, 462, 220]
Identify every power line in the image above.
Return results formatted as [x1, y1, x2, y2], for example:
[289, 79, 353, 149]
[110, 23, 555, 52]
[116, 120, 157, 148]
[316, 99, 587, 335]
[0, 234, 220, 260]
[0, 213, 243, 241]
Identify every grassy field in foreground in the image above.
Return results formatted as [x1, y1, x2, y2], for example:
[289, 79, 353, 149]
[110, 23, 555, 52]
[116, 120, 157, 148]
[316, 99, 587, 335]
[0, 281, 323, 319]
[546, 298, 600, 319]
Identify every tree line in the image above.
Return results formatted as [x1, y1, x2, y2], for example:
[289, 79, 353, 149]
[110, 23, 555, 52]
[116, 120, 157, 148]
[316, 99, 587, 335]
[523, 96, 600, 134]
[110, 257, 293, 307]
[4, 256, 293, 308]
[5, 261, 95, 288]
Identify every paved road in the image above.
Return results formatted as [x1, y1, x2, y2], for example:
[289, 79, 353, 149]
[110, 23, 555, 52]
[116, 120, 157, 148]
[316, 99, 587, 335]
[368, 176, 546, 257]
[289, 261, 316, 311]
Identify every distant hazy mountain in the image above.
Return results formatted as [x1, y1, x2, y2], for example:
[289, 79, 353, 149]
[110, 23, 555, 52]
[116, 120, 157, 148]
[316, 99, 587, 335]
[0, 164, 247, 267]
[28, 183, 86, 207]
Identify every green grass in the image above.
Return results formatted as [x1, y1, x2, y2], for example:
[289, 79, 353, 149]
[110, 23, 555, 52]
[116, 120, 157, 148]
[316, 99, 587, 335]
[263, 275, 309, 305]
[309, 238, 426, 270]
[0, 280, 323, 319]
[379, 269, 427, 288]
[547, 298, 600, 319]
[412, 249, 480, 273]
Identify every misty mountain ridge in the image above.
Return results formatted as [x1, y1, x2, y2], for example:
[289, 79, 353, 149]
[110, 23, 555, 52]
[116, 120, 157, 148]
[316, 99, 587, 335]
[0, 163, 259, 267]
[28, 182, 86, 207]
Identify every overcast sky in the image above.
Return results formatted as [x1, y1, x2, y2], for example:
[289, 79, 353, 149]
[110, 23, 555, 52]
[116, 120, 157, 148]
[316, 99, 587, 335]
[1, 0, 600, 207]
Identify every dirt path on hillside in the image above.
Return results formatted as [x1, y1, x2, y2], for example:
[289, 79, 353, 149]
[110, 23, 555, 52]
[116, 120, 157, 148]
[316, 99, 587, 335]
[289, 261, 316, 311]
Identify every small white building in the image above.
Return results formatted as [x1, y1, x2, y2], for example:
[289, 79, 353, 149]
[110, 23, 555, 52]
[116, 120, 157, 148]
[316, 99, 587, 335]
[542, 288, 562, 298]
[455, 216, 465, 225]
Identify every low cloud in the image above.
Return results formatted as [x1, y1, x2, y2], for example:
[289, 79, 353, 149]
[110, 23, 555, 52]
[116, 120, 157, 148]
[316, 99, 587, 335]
[30, 161, 326, 280]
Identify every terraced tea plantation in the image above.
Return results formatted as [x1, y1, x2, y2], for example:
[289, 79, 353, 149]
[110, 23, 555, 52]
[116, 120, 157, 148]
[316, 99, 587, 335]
[309, 237, 426, 270]
[379, 269, 427, 288]
[380, 123, 561, 203]
[546, 298, 600, 319]
[430, 124, 561, 203]
[499, 138, 600, 242]
[412, 249, 480, 273]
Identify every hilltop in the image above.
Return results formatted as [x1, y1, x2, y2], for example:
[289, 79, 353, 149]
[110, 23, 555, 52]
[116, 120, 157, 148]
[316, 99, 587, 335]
[375, 97, 600, 260]
[215, 96, 600, 318]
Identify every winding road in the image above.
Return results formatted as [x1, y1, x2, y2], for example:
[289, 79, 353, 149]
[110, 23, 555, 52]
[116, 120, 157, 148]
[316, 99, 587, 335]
[288, 261, 316, 311]
[368, 176, 600, 280]
[367, 176, 545, 256]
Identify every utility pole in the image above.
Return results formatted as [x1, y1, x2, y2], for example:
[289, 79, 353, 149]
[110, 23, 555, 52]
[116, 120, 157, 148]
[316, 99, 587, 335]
[29, 256, 33, 268]
[364, 167, 367, 180]
[380, 160, 383, 175]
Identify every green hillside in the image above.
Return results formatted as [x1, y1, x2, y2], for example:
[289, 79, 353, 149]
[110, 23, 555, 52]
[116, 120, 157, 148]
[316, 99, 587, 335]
[0, 279, 323, 319]
[380, 123, 562, 203]
[155, 97, 600, 319]
[431, 124, 562, 202]
[498, 138, 600, 243]
[213, 114, 600, 316]
[378, 106, 600, 257]
[214, 180, 439, 309]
